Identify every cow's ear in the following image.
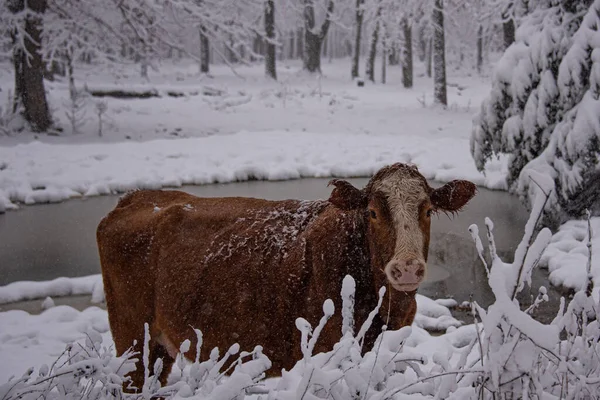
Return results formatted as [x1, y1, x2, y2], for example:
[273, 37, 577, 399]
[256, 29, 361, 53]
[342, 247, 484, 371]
[328, 179, 366, 210]
[430, 180, 477, 212]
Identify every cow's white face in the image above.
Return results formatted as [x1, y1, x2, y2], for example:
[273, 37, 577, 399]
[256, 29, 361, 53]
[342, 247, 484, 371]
[328, 163, 477, 293]
[370, 172, 432, 291]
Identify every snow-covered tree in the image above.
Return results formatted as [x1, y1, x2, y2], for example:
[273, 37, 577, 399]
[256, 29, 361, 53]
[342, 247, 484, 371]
[364, 0, 382, 82]
[3, 0, 52, 132]
[302, 0, 335, 73]
[471, 0, 599, 223]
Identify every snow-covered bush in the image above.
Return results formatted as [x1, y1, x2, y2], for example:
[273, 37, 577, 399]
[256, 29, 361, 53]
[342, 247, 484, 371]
[460, 182, 600, 399]
[471, 0, 600, 224]
[0, 322, 271, 400]
[0, 330, 137, 400]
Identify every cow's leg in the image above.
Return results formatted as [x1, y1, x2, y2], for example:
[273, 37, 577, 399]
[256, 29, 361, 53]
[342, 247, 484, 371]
[110, 328, 146, 393]
[103, 280, 149, 392]
[118, 332, 175, 392]
[149, 341, 176, 386]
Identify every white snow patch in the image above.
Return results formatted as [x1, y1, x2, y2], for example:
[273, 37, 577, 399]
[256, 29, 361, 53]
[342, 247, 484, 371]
[540, 217, 599, 301]
[0, 275, 102, 305]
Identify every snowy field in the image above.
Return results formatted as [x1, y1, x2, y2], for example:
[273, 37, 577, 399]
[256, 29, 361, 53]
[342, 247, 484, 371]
[1, 59, 598, 397]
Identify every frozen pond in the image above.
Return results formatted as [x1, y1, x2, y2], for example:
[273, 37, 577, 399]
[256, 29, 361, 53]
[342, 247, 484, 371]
[0, 178, 561, 319]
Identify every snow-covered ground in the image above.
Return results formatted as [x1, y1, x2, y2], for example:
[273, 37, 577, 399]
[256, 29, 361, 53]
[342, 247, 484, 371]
[1, 59, 598, 396]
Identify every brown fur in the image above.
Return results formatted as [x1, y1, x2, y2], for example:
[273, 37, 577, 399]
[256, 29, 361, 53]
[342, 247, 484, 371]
[97, 163, 476, 390]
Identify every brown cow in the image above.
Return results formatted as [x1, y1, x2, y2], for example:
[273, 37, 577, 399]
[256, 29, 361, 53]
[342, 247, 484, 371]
[97, 163, 476, 389]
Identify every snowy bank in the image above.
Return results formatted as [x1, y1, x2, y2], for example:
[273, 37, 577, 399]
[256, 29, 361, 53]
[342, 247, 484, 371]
[0, 275, 104, 304]
[0, 130, 507, 210]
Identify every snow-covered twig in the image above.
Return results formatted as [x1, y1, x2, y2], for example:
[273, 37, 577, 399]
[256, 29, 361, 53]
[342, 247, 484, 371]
[585, 209, 594, 297]
[510, 177, 551, 300]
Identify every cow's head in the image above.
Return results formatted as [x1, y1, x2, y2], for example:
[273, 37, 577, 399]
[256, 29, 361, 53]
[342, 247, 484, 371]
[328, 163, 476, 293]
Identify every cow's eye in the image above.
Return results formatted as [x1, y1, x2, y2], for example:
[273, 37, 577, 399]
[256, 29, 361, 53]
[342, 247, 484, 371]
[369, 210, 377, 219]
[426, 209, 432, 217]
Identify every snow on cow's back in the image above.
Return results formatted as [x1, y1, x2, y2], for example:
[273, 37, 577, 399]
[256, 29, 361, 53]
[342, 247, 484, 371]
[203, 199, 331, 263]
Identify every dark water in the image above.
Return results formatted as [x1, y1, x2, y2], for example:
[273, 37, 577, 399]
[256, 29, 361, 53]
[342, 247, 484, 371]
[0, 178, 562, 320]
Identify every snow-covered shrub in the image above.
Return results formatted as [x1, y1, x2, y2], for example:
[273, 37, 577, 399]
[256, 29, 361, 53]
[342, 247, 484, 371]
[471, 0, 600, 224]
[463, 182, 600, 399]
[0, 322, 271, 400]
[0, 330, 137, 400]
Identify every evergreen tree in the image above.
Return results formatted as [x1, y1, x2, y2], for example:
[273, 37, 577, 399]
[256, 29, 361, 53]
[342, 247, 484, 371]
[471, 0, 599, 223]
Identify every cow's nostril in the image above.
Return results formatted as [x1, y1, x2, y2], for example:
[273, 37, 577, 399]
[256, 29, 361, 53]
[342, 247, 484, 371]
[405, 259, 425, 279]
[392, 269, 403, 280]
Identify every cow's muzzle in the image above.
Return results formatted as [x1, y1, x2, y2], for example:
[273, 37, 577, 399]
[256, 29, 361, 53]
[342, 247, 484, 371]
[385, 258, 426, 292]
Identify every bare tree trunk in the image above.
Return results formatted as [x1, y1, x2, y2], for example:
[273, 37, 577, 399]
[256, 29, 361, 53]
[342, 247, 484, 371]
[66, 50, 75, 101]
[322, 27, 329, 57]
[366, 7, 382, 83]
[226, 34, 238, 63]
[502, 2, 515, 50]
[296, 28, 304, 60]
[351, 0, 365, 79]
[141, 56, 148, 79]
[432, 0, 447, 106]
[265, 0, 277, 80]
[200, 26, 210, 73]
[477, 24, 483, 75]
[252, 34, 261, 61]
[304, 32, 322, 72]
[402, 17, 413, 88]
[417, 22, 427, 62]
[328, 28, 334, 63]
[10, 0, 52, 132]
[426, 37, 432, 78]
[303, 0, 334, 73]
[388, 46, 399, 66]
[381, 36, 386, 84]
